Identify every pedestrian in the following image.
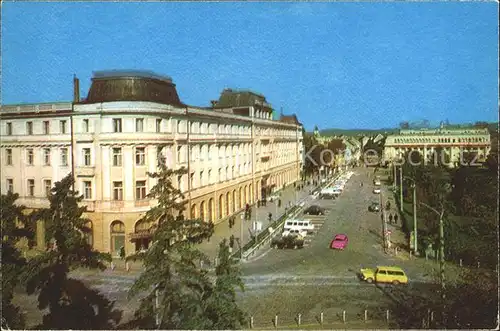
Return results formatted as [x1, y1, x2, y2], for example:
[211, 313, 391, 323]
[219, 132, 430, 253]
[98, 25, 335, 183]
[119, 246, 125, 260]
[388, 213, 393, 224]
[268, 212, 272, 222]
[394, 214, 398, 225]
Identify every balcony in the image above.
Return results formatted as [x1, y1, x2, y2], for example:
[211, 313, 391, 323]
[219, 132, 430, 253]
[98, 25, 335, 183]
[75, 165, 95, 177]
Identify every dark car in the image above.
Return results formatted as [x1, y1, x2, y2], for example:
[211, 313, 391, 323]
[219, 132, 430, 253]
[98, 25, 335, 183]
[271, 235, 305, 249]
[368, 202, 380, 212]
[304, 205, 326, 215]
[320, 193, 336, 200]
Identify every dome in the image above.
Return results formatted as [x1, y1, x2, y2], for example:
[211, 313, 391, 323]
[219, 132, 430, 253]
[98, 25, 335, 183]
[82, 70, 183, 106]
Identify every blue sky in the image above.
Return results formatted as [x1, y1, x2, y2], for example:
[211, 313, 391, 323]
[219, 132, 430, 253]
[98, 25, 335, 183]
[2, 2, 498, 130]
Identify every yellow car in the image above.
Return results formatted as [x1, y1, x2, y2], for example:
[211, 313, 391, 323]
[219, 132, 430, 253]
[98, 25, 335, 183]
[360, 266, 408, 285]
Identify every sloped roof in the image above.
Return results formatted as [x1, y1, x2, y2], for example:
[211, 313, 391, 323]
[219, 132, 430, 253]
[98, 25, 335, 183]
[215, 88, 269, 108]
[279, 114, 301, 126]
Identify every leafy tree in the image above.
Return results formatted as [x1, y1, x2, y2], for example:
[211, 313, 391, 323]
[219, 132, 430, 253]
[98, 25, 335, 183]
[23, 174, 120, 329]
[126, 157, 227, 329]
[1, 192, 33, 329]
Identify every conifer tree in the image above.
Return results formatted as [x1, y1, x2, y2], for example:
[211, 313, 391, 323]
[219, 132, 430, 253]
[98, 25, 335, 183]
[1, 192, 33, 329]
[126, 155, 241, 329]
[204, 238, 247, 329]
[22, 174, 121, 329]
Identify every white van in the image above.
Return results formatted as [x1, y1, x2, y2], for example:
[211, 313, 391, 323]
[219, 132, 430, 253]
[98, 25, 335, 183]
[283, 219, 315, 233]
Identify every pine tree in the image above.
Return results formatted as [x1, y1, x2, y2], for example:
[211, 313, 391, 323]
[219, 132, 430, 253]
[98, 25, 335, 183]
[22, 174, 121, 329]
[126, 156, 216, 329]
[204, 239, 247, 329]
[1, 192, 33, 329]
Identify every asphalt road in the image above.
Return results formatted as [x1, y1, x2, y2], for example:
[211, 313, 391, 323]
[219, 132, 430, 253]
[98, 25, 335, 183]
[240, 167, 438, 280]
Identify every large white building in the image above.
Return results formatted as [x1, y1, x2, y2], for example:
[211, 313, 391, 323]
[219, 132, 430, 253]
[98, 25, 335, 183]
[0, 71, 304, 255]
[383, 126, 491, 166]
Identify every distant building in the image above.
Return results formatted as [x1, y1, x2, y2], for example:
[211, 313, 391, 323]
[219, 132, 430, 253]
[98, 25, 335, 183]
[384, 127, 491, 166]
[1, 71, 304, 256]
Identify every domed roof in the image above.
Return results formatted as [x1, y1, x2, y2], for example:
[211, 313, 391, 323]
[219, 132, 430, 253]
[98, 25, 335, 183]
[82, 70, 183, 106]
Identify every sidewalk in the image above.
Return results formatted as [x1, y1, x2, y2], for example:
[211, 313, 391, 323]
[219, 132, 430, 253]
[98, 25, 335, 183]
[197, 179, 317, 260]
[99, 178, 322, 274]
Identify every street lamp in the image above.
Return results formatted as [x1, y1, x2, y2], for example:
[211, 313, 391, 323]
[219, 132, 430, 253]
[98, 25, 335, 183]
[403, 176, 418, 255]
[419, 201, 447, 305]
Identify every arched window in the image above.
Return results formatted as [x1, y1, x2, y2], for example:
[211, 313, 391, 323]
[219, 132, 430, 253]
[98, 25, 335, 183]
[110, 220, 126, 256]
[219, 194, 224, 218]
[191, 204, 197, 219]
[208, 198, 214, 222]
[200, 201, 206, 221]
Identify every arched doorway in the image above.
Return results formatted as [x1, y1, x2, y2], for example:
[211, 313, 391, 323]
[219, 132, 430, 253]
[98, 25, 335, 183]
[239, 187, 243, 209]
[200, 201, 206, 221]
[110, 220, 125, 257]
[133, 220, 155, 252]
[85, 221, 93, 248]
[191, 204, 197, 219]
[208, 198, 214, 222]
[244, 185, 248, 204]
[249, 183, 253, 203]
[226, 192, 230, 216]
[219, 194, 224, 218]
[232, 190, 236, 212]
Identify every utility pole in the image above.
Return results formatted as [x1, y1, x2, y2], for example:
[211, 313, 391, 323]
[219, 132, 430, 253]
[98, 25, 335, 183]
[412, 183, 418, 255]
[380, 191, 387, 253]
[399, 166, 403, 212]
[420, 202, 446, 321]
[393, 162, 396, 190]
[240, 213, 244, 260]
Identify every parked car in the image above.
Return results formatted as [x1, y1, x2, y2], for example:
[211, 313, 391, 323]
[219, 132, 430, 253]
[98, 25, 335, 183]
[282, 229, 307, 238]
[374, 180, 381, 186]
[320, 193, 336, 200]
[359, 266, 408, 285]
[368, 202, 380, 212]
[373, 188, 381, 194]
[330, 234, 348, 250]
[271, 235, 305, 249]
[303, 205, 326, 216]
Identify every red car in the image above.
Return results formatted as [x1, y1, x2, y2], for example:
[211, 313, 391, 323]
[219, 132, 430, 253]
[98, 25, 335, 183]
[330, 234, 348, 250]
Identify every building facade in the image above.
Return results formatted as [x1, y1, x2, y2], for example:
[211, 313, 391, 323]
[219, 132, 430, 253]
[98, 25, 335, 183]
[383, 127, 491, 166]
[0, 71, 304, 256]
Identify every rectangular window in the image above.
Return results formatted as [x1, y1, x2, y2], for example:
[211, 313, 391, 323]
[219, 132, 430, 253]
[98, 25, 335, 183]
[7, 179, 14, 193]
[60, 148, 68, 166]
[199, 171, 204, 187]
[176, 120, 181, 133]
[27, 179, 35, 197]
[44, 179, 52, 196]
[83, 181, 92, 199]
[26, 122, 33, 135]
[43, 121, 50, 134]
[27, 149, 34, 165]
[60, 120, 67, 134]
[83, 119, 89, 133]
[156, 119, 162, 133]
[136, 180, 147, 200]
[177, 146, 182, 163]
[43, 148, 51, 166]
[177, 175, 182, 192]
[6, 149, 12, 165]
[218, 168, 222, 181]
[190, 173, 195, 188]
[83, 148, 91, 166]
[6, 122, 13, 135]
[208, 169, 212, 184]
[136, 118, 144, 132]
[113, 181, 123, 200]
[112, 147, 122, 166]
[135, 147, 146, 166]
[113, 118, 122, 133]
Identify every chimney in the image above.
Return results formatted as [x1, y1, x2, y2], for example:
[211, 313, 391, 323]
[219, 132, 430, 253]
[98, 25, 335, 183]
[210, 100, 218, 107]
[73, 75, 80, 103]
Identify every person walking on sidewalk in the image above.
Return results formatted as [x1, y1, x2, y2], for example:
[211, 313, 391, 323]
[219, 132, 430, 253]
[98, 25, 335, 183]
[394, 213, 398, 225]
[388, 213, 393, 224]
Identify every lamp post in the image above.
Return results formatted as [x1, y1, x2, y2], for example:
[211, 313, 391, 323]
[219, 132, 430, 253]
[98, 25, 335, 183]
[403, 176, 418, 255]
[420, 202, 446, 307]
[399, 165, 403, 212]
[380, 191, 387, 253]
